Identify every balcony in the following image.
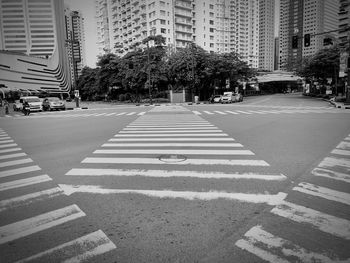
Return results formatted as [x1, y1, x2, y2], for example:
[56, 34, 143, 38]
[175, 18, 191, 26]
[174, 1, 192, 10]
[174, 9, 192, 18]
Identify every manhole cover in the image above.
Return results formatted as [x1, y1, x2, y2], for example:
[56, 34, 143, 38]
[159, 154, 187, 163]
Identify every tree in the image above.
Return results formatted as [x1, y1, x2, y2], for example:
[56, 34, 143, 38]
[76, 66, 99, 100]
[296, 46, 340, 85]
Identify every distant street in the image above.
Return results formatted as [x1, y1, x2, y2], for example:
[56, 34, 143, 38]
[0, 93, 349, 263]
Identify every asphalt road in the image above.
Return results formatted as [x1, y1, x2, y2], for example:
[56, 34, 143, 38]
[0, 93, 349, 262]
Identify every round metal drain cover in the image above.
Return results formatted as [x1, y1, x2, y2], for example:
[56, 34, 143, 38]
[159, 154, 187, 163]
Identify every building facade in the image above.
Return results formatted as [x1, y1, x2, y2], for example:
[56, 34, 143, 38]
[279, 0, 339, 71]
[98, 0, 261, 68]
[0, 0, 58, 58]
[338, 0, 350, 49]
[259, 0, 275, 71]
[65, 8, 87, 87]
[0, 0, 71, 95]
[96, 0, 111, 55]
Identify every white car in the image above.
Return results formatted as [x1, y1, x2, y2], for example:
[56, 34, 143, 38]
[213, 95, 222, 103]
[221, 92, 234, 103]
[19, 96, 42, 112]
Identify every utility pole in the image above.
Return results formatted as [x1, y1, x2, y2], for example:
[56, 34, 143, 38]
[146, 40, 152, 105]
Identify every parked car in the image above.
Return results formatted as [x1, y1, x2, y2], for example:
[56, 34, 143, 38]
[212, 95, 222, 103]
[221, 92, 234, 103]
[13, 100, 22, 111]
[42, 97, 66, 111]
[19, 96, 42, 112]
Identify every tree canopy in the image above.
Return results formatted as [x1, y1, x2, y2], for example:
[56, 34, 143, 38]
[76, 35, 257, 101]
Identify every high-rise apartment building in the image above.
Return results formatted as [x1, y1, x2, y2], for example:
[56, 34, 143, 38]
[0, 0, 71, 94]
[279, 0, 339, 71]
[338, 0, 350, 49]
[95, 0, 111, 55]
[101, 0, 261, 68]
[259, 0, 275, 71]
[65, 8, 87, 86]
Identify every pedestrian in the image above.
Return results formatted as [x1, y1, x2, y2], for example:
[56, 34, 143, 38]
[3, 99, 9, 114]
[22, 101, 30, 115]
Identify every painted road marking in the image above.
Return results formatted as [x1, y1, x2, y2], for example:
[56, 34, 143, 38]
[318, 157, 350, 169]
[126, 112, 136, 115]
[66, 168, 286, 180]
[101, 142, 243, 147]
[0, 143, 18, 148]
[271, 201, 350, 240]
[0, 165, 41, 178]
[59, 184, 287, 204]
[105, 112, 116, 116]
[192, 111, 202, 115]
[235, 110, 252, 115]
[0, 139, 14, 144]
[331, 149, 350, 156]
[123, 127, 219, 130]
[137, 111, 146, 115]
[93, 149, 254, 155]
[312, 168, 350, 183]
[109, 138, 235, 142]
[127, 124, 215, 127]
[214, 111, 227, 115]
[0, 147, 22, 154]
[119, 130, 223, 133]
[0, 158, 33, 168]
[204, 111, 214, 115]
[0, 204, 86, 245]
[0, 152, 26, 160]
[114, 133, 229, 137]
[235, 225, 342, 263]
[15, 230, 116, 263]
[0, 187, 63, 212]
[0, 175, 52, 192]
[225, 111, 239, 115]
[82, 157, 270, 166]
[293, 182, 350, 205]
[0, 136, 11, 140]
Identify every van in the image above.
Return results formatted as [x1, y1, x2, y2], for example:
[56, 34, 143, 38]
[20, 96, 42, 112]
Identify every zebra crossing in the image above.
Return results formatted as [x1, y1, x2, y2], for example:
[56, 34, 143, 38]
[235, 133, 350, 262]
[3, 110, 147, 119]
[0, 128, 116, 262]
[192, 107, 347, 116]
[60, 105, 288, 203]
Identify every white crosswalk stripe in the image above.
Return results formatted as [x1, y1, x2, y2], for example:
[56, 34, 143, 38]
[236, 225, 343, 263]
[0, 204, 86, 245]
[271, 201, 350, 239]
[15, 230, 116, 263]
[0, 131, 117, 262]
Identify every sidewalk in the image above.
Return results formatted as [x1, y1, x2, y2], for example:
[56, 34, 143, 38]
[328, 99, 350, 109]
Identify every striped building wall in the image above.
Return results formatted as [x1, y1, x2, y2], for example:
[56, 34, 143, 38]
[0, 0, 71, 95]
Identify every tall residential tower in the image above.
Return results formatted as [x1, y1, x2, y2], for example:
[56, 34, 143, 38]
[279, 0, 339, 71]
[99, 0, 261, 68]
